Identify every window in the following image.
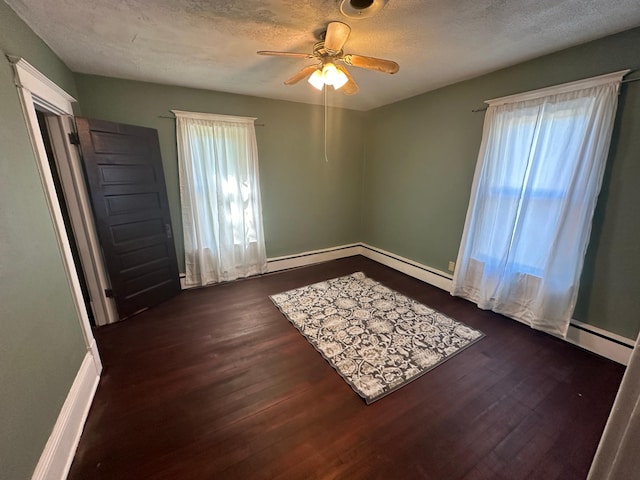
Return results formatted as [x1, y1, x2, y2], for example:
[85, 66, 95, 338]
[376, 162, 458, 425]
[472, 102, 592, 279]
[174, 110, 267, 287]
[452, 71, 626, 336]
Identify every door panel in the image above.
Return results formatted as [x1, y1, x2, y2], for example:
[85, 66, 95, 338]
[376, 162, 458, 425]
[76, 117, 180, 319]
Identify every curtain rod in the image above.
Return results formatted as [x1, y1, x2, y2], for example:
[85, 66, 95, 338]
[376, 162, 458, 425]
[158, 114, 265, 126]
[471, 74, 640, 113]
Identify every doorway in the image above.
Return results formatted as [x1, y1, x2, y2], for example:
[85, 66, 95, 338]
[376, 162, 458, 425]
[35, 110, 120, 327]
[11, 57, 180, 329]
[36, 109, 96, 326]
[10, 56, 110, 370]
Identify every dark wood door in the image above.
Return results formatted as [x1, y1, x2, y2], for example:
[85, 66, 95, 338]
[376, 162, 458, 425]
[76, 117, 180, 319]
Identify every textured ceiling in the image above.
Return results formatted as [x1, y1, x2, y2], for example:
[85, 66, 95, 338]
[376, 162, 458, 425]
[5, 0, 640, 110]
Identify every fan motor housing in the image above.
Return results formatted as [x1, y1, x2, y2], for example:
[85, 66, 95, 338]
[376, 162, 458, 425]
[339, 0, 388, 19]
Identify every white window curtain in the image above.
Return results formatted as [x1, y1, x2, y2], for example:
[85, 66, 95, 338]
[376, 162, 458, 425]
[452, 71, 627, 337]
[173, 110, 267, 287]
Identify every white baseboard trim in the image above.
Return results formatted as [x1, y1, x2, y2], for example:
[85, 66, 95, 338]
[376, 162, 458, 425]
[266, 244, 361, 273]
[178, 244, 361, 290]
[32, 352, 100, 480]
[359, 243, 454, 291]
[179, 242, 633, 365]
[566, 320, 634, 366]
[357, 244, 633, 365]
[87, 338, 102, 373]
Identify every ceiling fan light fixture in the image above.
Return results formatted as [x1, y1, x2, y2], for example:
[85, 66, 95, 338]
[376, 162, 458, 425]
[322, 62, 340, 85]
[308, 69, 325, 90]
[307, 64, 348, 91]
[261, 20, 397, 95]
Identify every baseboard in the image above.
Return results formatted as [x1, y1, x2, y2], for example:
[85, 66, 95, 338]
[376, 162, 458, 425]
[178, 244, 361, 289]
[566, 320, 634, 365]
[357, 244, 633, 365]
[359, 243, 454, 291]
[32, 352, 101, 480]
[266, 243, 361, 273]
[179, 242, 633, 365]
[87, 338, 102, 373]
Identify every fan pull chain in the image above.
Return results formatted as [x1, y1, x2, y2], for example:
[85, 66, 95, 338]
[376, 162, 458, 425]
[324, 86, 329, 163]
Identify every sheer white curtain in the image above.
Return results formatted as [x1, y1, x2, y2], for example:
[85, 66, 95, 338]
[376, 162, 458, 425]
[174, 110, 267, 287]
[452, 71, 626, 337]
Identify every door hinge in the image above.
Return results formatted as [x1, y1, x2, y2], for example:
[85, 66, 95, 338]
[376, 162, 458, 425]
[104, 288, 114, 298]
[68, 132, 80, 145]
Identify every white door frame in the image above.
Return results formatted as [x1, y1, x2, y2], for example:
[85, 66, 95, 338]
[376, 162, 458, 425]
[10, 56, 118, 328]
[9, 56, 112, 369]
[45, 114, 120, 327]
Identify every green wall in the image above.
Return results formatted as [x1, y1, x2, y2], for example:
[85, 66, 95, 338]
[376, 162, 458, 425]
[74, 75, 366, 267]
[0, 2, 88, 478]
[362, 27, 640, 339]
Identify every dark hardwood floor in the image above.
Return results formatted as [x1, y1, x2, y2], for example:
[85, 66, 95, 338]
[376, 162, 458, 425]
[68, 256, 625, 480]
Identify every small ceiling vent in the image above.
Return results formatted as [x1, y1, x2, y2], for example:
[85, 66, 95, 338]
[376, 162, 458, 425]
[339, 0, 388, 19]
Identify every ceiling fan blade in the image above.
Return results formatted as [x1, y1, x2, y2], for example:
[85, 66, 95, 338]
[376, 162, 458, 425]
[342, 54, 399, 74]
[336, 65, 359, 95]
[257, 50, 314, 59]
[324, 21, 351, 53]
[284, 65, 320, 85]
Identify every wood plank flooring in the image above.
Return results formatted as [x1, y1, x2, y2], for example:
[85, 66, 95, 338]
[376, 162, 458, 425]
[68, 256, 625, 479]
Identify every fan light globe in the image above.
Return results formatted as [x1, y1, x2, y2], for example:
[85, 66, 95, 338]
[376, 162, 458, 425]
[307, 63, 349, 91]
[307, 69, 325, 90]
[332, 69, 348, 89]
[322, 62, 339, 85]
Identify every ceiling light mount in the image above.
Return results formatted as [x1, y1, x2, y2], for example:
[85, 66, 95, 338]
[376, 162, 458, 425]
[339, 0, 388, 19]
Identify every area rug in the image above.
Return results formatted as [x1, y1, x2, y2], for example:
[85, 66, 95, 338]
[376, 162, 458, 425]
[270, 272, 484, 404]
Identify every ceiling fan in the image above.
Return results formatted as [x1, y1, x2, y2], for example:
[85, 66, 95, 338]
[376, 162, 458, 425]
[257, 21, 399, 95]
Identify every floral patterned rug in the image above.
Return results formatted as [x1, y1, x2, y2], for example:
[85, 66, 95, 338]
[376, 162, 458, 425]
[270, 272, 484, 404]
